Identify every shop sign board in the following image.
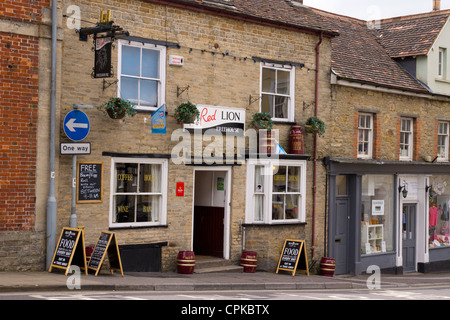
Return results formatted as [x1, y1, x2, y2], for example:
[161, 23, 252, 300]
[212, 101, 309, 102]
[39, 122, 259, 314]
[77, 162, 103, 203]
[183, 105, 245, 136]
[49, 227, 87, 275]
[88, 231, 123, 276]
[61, 142, 91, 155]
[276, 239, 309, 276]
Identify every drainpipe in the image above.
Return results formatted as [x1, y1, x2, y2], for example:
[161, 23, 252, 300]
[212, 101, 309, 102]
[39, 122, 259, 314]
[46, 0, 57, 269]
[312, 32, 323, 261]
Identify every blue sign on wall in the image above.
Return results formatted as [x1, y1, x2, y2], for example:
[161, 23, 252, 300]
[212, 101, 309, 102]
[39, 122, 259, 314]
[64, 110, 90, 142]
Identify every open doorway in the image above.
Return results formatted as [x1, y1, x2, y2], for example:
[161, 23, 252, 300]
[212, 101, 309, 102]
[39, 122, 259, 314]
[193, 168, 231, 259]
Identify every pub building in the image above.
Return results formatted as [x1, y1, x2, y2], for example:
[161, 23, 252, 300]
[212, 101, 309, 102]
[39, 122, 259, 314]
[55, 0, 336, 274]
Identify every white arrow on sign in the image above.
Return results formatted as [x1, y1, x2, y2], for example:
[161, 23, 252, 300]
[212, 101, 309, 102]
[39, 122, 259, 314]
[65, 118, 89, 132]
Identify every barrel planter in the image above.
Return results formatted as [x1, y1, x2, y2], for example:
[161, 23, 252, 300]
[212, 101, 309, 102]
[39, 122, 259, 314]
[240, 251, 257, 273]
[320, 257, 336, 277]
[177, 251, 195, 274]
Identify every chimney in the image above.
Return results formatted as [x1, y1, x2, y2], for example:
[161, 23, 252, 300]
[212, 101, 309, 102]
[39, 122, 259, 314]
[433, 0, 441, 11]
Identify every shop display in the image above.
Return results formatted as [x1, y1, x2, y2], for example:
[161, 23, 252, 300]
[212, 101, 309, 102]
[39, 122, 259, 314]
[428, 177, 450, 248]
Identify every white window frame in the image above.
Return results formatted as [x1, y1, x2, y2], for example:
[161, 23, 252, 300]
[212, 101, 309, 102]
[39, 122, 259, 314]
[109, 157, 168, 228]
[245, 159, 306, 224]
[399, 118, 413, 161]
[438, 47, 446, 79]
[117, 40, 166, 112]
[437, 121, 449, 162]
[259, 62, 295, 122]
[357, 113, 373, 159]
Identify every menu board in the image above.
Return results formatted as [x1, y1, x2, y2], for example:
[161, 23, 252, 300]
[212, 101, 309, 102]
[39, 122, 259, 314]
[77, 162, 103, 203]
[49, 227, 87, 275]
[88, 231, 123, 276]
[276, 239, 309, 276]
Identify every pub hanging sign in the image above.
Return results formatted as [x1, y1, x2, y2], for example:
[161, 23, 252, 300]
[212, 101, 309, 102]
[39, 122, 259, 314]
[94, 36, 112, 78]
[77, 9, 129, 78]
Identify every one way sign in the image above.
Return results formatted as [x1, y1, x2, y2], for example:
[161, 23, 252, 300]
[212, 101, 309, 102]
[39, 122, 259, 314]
[64, 110, 90, 142]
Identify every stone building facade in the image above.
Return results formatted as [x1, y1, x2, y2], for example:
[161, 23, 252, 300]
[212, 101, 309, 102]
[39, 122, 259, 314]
[55, 0, 335, 272]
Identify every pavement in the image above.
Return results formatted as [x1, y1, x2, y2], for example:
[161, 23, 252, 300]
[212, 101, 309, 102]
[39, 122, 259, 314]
[2, 268, 450, 292]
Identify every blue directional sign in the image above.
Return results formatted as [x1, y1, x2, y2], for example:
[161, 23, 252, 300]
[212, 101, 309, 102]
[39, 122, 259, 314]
[64, 110, 90, 142]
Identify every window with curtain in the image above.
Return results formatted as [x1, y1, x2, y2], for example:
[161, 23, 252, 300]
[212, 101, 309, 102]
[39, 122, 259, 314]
[111, 158, 168, 227]
[438, 121, 449, 162]
[246, 160, 306, 224]
[357, 113, 373, 159]
[400, 118, 413, 161]
[260, 63, 295, 122]
[118, 40, 166, 111]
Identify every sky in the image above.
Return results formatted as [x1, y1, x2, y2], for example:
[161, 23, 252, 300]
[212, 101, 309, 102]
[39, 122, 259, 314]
[303, 0, 450, 20]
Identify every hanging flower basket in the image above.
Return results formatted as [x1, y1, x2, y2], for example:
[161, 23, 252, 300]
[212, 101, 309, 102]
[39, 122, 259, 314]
[174, 101, 200, 125]
[304, 116, 326, 136]
[97, 97, 137, 121]
[250, 112, 273, 132]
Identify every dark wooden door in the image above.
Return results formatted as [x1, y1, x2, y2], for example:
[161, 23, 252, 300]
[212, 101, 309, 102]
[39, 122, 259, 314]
[402, 204, 416, 272]
[193, 206, 224, 257]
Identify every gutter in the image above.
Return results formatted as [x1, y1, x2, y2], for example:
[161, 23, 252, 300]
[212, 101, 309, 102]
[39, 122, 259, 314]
[46, 0, 57, 269]
[312, 31, 323, 261]
[331, 70, 450, 102]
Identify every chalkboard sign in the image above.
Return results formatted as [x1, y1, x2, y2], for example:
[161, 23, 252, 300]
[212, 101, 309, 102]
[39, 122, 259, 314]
[276, 239, 309, 276]
[77, 162, 103, 203]
[49, 227, 87, 275]
[88, 231, 123, 276]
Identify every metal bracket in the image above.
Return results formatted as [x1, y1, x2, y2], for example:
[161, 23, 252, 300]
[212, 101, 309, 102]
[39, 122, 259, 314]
[103, 79, 118, 91]
[249, 95, 261, 105]
[177, 85, 190, 98]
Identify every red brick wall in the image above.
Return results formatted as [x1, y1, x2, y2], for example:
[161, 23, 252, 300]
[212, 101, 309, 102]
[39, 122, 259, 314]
[0, 32, 39, 231]
[0, 0, 50, 23]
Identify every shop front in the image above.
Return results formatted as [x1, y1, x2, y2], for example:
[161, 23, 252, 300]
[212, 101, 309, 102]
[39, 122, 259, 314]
[325, 158, 450, 275]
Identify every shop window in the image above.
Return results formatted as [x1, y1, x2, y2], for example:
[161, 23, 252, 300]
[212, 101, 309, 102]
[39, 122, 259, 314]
[357, 113, 373, 159]
[361, 175, 394, 254]
[118, 40, 166, 111]
[260, 63, 295, 122]
[428, 175, 450, 248]
[437, 121, 449, 162]
[110, 158, 168, 228]
[246, 160, 306, 224]
[399, 118, 413, 161]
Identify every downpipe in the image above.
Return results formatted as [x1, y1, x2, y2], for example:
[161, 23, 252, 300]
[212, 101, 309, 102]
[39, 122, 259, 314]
[46, 0, 57, 269]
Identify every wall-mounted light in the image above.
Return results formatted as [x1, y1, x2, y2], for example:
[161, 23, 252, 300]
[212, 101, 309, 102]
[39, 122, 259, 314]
[398, 182, 408, 199]
[426, 184, 436, 198]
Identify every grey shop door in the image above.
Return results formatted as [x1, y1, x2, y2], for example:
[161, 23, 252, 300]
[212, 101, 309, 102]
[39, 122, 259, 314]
[402, 204, 416, 273]
[334, 198, 350, 275]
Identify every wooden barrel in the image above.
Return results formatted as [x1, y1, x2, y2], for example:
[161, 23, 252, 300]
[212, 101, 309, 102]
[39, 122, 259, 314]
[240, 251, 257, 273]
[177, 251, 195, 274]
[320, 257, 335, 277]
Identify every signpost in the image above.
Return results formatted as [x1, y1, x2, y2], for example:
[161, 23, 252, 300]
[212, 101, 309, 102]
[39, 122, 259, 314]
[64, 110, 90, 142]
[276, 239, 309, 276]
[49, 227, 87, 275]
[61, 142, 91, 155]
[88, 231, 123, 276]
[62, 109, 91, 228]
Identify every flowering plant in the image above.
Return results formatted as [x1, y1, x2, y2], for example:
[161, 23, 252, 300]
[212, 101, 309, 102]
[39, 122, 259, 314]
[305, 116, 325, 136]
[174, 101, 200, 124]
[97, 97, 137, 121]
[250, 112, 273, 131]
